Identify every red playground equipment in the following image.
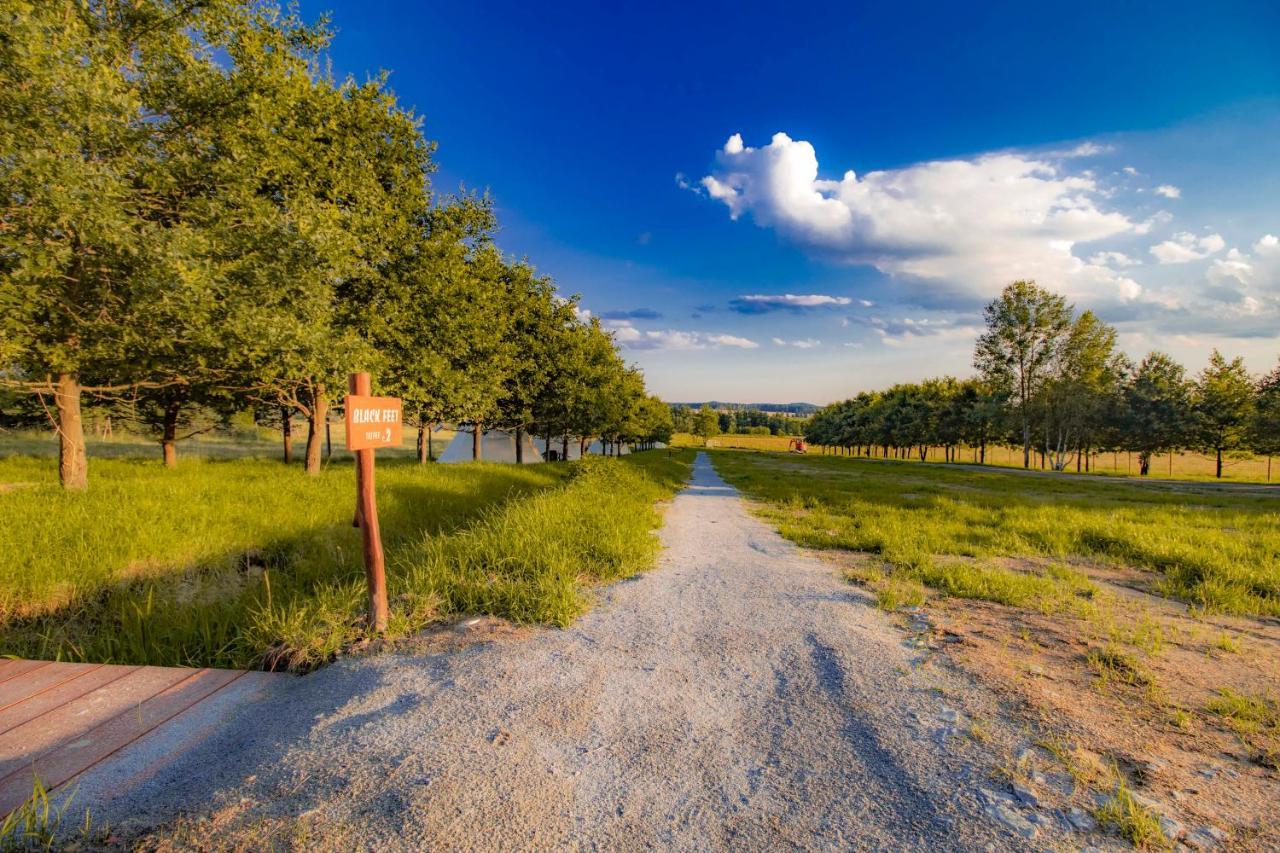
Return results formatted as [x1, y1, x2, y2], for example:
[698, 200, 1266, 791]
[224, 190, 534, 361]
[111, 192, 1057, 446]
[788, 438, 807, 454]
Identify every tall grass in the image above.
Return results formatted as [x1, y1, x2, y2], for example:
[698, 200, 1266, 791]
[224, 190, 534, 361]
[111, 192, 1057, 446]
[0, 450, 692, 670]
[711, 452, 1280, 617]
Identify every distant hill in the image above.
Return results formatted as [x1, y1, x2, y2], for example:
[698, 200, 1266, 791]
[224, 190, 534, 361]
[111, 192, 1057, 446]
[669, 402, 819, 416]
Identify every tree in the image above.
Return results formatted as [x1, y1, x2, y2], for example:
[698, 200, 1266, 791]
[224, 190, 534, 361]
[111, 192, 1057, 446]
[1122, 352, 1193, 476]
[974, 281, 1072, 468]
[693, 408, 720, 446]
[0, 0, 214, 487]
[1194, 350, 1255, 478]
[1251, 360, 1280, 480]
[1038, 311, 1125, 471]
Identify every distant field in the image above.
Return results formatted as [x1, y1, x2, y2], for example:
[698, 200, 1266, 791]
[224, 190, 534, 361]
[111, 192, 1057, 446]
[0, 447, 693, 670]
[712, 451, 1280, 617]
[672, 432, 1277, 483]
[0, 424, 456, 463]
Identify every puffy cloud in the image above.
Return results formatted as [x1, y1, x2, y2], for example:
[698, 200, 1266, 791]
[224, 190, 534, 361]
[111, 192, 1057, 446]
[1154, 184, 1182, 199]
[706, 333, 759, 348]
[607, 320, 757, 350]
[1089, 251, 1138, 268]
[1207, 235, 1280, 294]
[699, 132, 1142, 304]
[730, 293, 852, 313]
[1149, 232, 1225, 264]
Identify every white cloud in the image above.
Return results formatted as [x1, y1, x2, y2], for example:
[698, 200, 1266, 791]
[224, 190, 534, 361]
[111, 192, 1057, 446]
[706, 333, 759, 349]
[732, 293, 851, 313]
[699, 132, 1143, 304]
[1089, 251, 1138, 268]
[771, 337, 822, 348]
[1207, 235, 1280, 294]
[1149, 231, 1225, 264]
[1154, 184, 1182, 199]
[607, 320, 757, 350]
[1123, 166, 1140, 176]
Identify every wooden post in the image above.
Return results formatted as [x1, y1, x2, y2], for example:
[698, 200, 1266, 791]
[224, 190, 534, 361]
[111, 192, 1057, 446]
[349, 372, 389, 634]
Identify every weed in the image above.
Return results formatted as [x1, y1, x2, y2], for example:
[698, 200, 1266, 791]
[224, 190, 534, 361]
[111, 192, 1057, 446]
[1212, 632, 1241, 654]
[0, 777, 95, 851]
[1094, 780, 1169, 849]
[1087, 646, 1154, 688]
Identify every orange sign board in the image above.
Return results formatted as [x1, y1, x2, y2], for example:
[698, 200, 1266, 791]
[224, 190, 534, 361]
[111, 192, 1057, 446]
[345, 395, 403, 451]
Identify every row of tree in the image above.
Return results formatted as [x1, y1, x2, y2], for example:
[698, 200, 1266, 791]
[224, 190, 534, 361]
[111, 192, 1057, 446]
[0, 0, 671, 489]
[806, 281, 1280, 478]
[669, 406, 806, 437]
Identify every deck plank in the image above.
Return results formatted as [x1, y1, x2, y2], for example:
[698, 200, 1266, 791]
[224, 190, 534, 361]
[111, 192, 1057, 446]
[0, 668, 245, 815]
[0, 663, 105, 710]
[0, 666, 194, 778]
[0, 666, 138, 737]
[0, 660, 51, 688]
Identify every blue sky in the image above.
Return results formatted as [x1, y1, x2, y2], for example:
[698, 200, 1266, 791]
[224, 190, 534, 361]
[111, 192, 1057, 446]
[320, 0, 1280, 403]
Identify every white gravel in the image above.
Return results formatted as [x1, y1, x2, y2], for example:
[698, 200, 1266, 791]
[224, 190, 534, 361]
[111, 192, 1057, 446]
[86, 452, 1031, 850]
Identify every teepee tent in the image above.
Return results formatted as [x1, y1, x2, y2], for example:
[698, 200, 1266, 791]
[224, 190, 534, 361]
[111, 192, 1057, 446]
[437, 428, 544, 464]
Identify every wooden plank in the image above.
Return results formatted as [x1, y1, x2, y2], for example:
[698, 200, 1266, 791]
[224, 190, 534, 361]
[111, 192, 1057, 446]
[0, 666, 137, 737]
[0, 660, 51, 688]
[0, 663, 104, 711]
[0, 669, 245, 816]
[0, 666, 193, 779]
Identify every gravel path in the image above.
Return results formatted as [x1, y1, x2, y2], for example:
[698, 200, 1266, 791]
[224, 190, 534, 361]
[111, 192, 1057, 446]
[86, 453, 1026, 850]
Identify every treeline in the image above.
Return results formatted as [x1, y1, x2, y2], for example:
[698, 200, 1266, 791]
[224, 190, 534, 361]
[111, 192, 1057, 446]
[670, 405, 806, 437]
[0, 1, 672, 489]
[806, 281, 1280, 478]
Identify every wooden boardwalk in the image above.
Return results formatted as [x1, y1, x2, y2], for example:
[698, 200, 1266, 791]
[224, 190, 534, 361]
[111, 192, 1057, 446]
[0, 658, 275, 816]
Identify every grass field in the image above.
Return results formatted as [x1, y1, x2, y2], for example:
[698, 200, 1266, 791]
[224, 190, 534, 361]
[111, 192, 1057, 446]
[672, 432, 1278, 483]
[710, 451, 1280, 617]
[0, 423, 456, 463]
[0, 446, 692, 670]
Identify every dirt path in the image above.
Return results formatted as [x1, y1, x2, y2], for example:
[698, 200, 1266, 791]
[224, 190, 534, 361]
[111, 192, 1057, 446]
[84, 453, 1028, 850]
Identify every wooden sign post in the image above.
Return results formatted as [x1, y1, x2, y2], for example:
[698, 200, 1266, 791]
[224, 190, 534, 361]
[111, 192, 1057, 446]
[345, 372, 402, 634]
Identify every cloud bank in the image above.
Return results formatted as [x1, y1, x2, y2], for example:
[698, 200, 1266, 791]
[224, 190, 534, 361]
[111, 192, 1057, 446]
[699, 132, 1146, 305]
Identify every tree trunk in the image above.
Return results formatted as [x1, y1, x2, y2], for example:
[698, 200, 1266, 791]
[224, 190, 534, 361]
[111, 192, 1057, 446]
[1216, 447, 1223, 479]
[1139, 453, 1150, 476]
[325, 415, 332, 459]
[473, 423, 482, 461]
[161, 398, 181, 468]
[562, 435, 569, 461]
[1022, 419, 1031, 468]
[281, 406, 293, 464]
[515, 426, 525, 463]
[417, 421, 428, 464]
[54, 373, 87, 490]
[428, 425, 434, 461]
[304, 385, 327, 475]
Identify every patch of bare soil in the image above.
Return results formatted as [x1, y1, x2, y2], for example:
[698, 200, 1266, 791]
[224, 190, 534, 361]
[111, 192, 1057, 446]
[822, 550, 1280, 851]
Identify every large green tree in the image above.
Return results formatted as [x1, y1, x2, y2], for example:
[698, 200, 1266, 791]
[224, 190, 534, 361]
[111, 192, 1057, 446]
[0, 0, 214, 487]
[973, 281, 1073, 469]
[1251, 359, 1280, 481]
[1194, 350, 1255, 479]
[1123, 352, 1194, 476]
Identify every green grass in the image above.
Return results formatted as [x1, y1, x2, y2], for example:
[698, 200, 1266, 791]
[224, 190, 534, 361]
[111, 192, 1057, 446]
[0, 449, 692, 671]
[1094, 780, 1169, 849]
[708, 451, 1280, 618]
[0, 776, 95, 851]
[1206, 688, 1280, 768]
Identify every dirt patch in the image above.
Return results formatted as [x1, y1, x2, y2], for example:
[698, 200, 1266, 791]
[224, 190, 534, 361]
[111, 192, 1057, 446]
[821, 550, 1280, 850]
